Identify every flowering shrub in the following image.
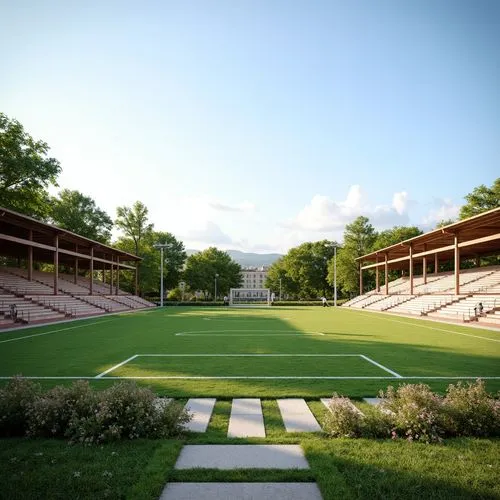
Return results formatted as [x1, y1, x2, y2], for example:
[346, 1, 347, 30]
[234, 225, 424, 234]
[0, 377, 41, 436]
[442, 379, 500, 437]
[323, 394, 364, 438]
[379, 384, 444, 443]
[1, 379, 190, 444]
[27, 380, 96, 438]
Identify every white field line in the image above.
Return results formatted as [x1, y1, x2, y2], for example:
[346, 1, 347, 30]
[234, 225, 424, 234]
[0, 320, 115, 344]
[346, 309, 500, 343]
[95, 355, 139, 378]
[359, 355, 403, 378]
[136, 353, 360, 357]
[1, 375, 499, 380]
[175, 329, 324, 336]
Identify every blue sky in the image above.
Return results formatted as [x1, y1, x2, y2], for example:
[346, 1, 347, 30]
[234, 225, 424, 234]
[2, 0, 499, 253]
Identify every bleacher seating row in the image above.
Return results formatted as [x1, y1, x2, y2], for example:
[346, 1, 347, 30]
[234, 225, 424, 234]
[0, 268, 155, 328]
[343, 266, 500, 326]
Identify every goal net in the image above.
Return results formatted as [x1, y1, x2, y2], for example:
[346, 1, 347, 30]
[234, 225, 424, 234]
[229, 288, 271, 307]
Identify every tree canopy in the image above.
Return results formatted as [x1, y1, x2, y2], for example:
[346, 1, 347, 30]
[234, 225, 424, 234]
[49, 189, 113, 243]
[183, 247, 242, 299]
[0, 112, 61, 218]
[115, 201, 154, 255]
[459, 178, 500, 219]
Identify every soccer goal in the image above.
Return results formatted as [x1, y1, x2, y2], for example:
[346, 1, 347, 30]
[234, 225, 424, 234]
[229, 288, 271, 307]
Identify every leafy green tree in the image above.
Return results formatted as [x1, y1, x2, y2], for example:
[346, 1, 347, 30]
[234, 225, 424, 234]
[115, 201, 153, 255]
[265, 257, 298, 299]
[336, 216, 377, 295]
[459, 178, 500, 219]
[145, 231, 187, 291]
[114, 230, 186, 297]
[434, 219, 456, 229]
[282, 240, 338, 299]
[0, 112, 61, 218]
[49, 189, 113, 243]
[183, 247, 242, 299]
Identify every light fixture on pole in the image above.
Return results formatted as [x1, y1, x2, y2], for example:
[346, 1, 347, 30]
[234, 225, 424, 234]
[153, 243, 170, 307]
[214, 273, 219, 302]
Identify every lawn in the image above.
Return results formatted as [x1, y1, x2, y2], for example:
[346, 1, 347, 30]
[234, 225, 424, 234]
[0, 306, 498, 396]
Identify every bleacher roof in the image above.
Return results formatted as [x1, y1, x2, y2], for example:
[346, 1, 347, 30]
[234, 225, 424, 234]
[0, 206, 141, 270]
[358, 207, 500, 270]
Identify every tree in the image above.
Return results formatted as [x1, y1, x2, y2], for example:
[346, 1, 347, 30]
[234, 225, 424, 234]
[459, 178, 500, 219]
[49, 189, 113, 243]
[265, 257, 298, 299]
[282, 240, 338, 299]
[183, 247, 242, 299]
[114, 230, 186, 297]
[434, 219, 456, 229]
[335, 216, 377, 295]
[115, 201, 153, 255]
[145, 231, 187, 291]
[0, 112, 61, 218]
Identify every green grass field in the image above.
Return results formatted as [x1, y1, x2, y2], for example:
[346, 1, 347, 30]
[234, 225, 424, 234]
[1, 306, 499, 396]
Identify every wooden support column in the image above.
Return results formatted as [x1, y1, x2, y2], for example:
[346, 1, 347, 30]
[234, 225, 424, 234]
[90, 247, 94, 295]
[423, 244, 427, 284]
[53, 234, 59, 295]
[135, 265, 138, 296]
[409, 245, 414, 295]
[110, 256, 114, 294]
[74, 244, 78, 284]
[434, 253, 438, 274]
[28, 230, 33, 281]
[103, 259, 106, 284]
[454, 234, 460, 295]
[359, 263, 363, 295]
[375, 256, 380, 292]
[116, 257, 120, 295]
[384, 254, 389, 295]
[476, 255, 481, 268]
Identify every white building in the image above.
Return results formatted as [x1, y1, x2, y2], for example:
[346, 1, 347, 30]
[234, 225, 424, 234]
[241, 266, 269, 289]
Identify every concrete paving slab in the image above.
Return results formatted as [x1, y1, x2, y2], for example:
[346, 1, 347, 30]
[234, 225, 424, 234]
[159, 482, 323, 500]
[174, 445, 310, 469]
[228, 414, 266, 438]
[183, 398, 216, 433]
[321, 398, 364, 415]
[231, 398, 262, 415]
[363, 397, 382, 406]
[277, 399, 322, 432]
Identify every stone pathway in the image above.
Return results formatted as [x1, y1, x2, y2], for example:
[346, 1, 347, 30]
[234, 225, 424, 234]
[183, 398, 216, 432]
[277, 398, 322, 432]
[174, 444, 310, 469]
[363, 397, 382, 406]
[160, 482, 323, 500]
[228, 398, 266, 438]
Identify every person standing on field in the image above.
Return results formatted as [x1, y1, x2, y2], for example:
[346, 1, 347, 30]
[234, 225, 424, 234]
[321, 296, 329, 307]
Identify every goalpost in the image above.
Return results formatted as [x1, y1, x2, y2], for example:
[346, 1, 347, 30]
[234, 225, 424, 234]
[229, 288, 271, 307]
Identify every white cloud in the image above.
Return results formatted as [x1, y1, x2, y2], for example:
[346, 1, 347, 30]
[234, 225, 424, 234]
[421, 199, 460, 227]
[182, 221, 234, 247]
[392, 191, 408, 215]
[285, 185, 410, 232]
[209, 200, 255, 212]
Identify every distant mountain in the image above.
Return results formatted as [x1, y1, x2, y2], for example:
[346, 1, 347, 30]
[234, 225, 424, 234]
[186, 249, 282, 267]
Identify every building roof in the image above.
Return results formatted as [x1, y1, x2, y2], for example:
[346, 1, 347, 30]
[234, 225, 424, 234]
[0, 206, 141, 269]
[357, 207, 500, 270]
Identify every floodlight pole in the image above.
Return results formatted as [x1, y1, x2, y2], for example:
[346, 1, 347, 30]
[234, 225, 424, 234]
[279, 278, 282, 301]
[334, 245, 337, 307]
[214, 273, 219, 302]
[153, 243, 170, 307]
